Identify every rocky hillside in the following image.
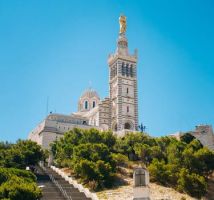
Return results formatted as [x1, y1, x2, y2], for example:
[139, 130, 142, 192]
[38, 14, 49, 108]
[96, 178, 196, 200]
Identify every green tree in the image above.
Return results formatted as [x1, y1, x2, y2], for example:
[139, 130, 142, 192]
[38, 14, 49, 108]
[115, 132, 154, 160]
[177, 168, 207, 198]
[134, 143, 151, 164]
[0, 176, 41, 200]
[166, 141, 185, 166]
[0, 140, 44, 169]
[111, 153, 128, 167]
[148, 159, 170, 185]
[15, 140, 44, 166]
[194, 147, 214, 175]
[71, 143, 116, 189]
[180, 133, 196, 144]
[0, 168, 36, 184]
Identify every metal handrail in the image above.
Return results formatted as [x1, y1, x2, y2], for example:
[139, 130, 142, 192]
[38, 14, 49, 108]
[40, 165, 72, 200]
[49, 174, 72, 200]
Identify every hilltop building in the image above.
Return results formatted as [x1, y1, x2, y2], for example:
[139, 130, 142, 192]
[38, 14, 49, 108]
[170, 125, 214, 151]
[28, 15, 139, 149]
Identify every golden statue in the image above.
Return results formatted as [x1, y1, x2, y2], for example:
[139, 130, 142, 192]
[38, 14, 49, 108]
[119, 15, 126, 34]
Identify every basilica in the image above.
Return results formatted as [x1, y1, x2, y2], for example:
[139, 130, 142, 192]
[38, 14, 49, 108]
[28, 15, 139, 149]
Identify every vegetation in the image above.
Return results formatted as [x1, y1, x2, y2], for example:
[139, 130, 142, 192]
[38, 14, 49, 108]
[51, 128, 214, 198]
[51, 129, 116, 189]
[0, 140, 44, 200]
[0, 140, 45, 169]
[0, 168, 41, 200]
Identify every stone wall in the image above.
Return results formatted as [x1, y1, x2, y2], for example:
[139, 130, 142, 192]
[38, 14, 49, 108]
[190, 125, 214, 151]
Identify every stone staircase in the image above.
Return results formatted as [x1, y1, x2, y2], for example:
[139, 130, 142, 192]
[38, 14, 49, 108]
[36, 166, 92, 200]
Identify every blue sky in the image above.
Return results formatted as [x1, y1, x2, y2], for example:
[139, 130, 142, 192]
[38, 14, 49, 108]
[0, 0, 214, 142]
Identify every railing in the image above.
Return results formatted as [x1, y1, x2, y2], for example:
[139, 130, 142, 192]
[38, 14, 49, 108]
[40, 164, 72, 200]
[49, 174, 72, 200]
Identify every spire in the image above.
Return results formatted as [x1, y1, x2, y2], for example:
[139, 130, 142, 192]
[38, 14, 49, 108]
[117, 15, 129, 56]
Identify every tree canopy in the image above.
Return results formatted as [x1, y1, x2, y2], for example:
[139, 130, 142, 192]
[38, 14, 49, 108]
[0, 140, 45, 200]
[51, 129, 214, 197]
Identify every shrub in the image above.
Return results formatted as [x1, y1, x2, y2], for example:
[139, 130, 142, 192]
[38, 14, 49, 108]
[111, 153, 128, 166]
[75, 159, 98, 181]
[180, 133, 195, 144]
[71, 143, 116, 189]
[0, 140, 44, 169]
[148, 159, 170, 185]
[0, 168, 36, 184]
[177, 168, 207, 198]
[50, 128, 214, 196]
[0, 176, 41, 200]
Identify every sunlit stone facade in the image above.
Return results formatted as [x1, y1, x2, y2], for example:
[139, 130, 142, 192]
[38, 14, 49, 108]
[28, 15, 139, 148]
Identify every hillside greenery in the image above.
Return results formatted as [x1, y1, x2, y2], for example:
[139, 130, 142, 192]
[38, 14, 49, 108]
[0, 140, 44, 200]
[51, 128, 214, 198]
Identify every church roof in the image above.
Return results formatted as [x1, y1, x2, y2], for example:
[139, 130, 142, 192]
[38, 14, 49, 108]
[80, 88, 100, 100]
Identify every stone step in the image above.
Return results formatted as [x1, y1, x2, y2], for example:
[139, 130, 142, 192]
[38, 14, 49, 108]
[36, 166, 92, 200]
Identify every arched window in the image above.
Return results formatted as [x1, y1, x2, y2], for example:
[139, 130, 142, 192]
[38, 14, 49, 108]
[84, 101, 88, 109]
[124, 122, 131, 130]
[127, 88, 129, 94]
[126, 64, 129, 76]
[127, 106, 129, 113]
[93, 101, 96, 108]
[130, 65, 133, 77]
[122, 63, 125, 76]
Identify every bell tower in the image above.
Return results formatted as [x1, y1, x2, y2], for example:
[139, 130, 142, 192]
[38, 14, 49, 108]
[108, 15, 138, 134]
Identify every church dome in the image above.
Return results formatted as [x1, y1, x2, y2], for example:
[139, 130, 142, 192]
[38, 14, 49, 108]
[80, 88, 100, 100]
[78, 88, 100, 112]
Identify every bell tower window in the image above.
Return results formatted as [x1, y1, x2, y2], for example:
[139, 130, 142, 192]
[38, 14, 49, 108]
[122, 62, 125, 76]
[130, 65, 133, 77]
[93, 101, 96, 108]
[126, 64, 129, 76]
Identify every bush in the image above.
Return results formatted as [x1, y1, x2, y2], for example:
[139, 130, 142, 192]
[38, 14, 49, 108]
[0, 140, 44, 200]
[51, 128, 214, 196]
[180, 133, 195, 144]
[0, 176, 41, 200]
[177, 168, 207, 198]
[0, 140, 44, 169]
[0, 168, 36, 184]
[148, 159, 170, 185]
[111, 153, 128, 166]
[71, 143, 116, 189]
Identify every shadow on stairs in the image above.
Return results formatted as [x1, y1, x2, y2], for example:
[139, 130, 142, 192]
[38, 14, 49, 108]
[35, 166, 92, 200]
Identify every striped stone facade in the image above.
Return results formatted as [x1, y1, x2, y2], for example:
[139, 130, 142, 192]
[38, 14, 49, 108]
[108, 32, 139, 134]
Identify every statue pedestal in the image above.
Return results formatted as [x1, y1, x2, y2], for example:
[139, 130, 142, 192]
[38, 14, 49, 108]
[133, 186, 150, 200]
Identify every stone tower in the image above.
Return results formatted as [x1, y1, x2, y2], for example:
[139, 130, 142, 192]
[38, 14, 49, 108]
[108, 15, 138, 135]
